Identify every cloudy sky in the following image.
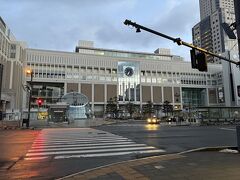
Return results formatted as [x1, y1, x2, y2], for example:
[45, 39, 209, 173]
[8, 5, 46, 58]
[0, 0, 200, 61]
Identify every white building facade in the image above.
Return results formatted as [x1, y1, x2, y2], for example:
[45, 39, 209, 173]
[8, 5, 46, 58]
[24, 41, 224, 117]
[0, 17, 26, 119]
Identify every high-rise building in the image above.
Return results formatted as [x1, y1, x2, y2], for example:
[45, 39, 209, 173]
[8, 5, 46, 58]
[234, 0, 240, 56]
[193, 0, 238, 63]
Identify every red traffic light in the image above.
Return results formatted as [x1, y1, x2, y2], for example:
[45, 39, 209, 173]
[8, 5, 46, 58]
[36, 98, 43, 106]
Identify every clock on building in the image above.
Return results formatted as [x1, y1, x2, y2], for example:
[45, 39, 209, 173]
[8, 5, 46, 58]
[124, 67, 134, 77]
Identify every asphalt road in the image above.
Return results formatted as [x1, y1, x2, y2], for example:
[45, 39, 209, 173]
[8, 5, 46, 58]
[0, 122, 237, 179]
[96, 122, 237, 153]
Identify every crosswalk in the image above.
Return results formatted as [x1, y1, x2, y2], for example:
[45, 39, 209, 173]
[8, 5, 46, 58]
[25, 128, 165, 160]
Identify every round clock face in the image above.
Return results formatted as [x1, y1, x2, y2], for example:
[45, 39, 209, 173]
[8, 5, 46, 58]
[125, 67, 134, 77]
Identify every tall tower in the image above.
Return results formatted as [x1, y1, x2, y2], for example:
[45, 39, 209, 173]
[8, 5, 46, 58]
[193, 0, 238, 63]
[199, 0, 213, 20]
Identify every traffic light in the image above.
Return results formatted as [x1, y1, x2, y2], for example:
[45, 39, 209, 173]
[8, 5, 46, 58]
[190, 49, 208, 72]
[36, 98, 43, 106]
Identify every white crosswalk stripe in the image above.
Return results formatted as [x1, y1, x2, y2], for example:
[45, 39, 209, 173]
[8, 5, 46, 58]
[25, 128, 165, 160]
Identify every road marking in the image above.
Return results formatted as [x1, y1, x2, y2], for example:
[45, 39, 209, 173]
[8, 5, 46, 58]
[26, 146, 156, 156]
[34, 137, 128, 141]
[25, 128, 164, 160]
[107, 124, 146, 127]
[31, 141, 135, 149]
[24, 156, 49, 160]
[54, 149, 165, 159]
[219, 128, 235, 131]
[33, 137, 129, 143]
[28, 144, 148, 152]
[32, 139, 132, 146]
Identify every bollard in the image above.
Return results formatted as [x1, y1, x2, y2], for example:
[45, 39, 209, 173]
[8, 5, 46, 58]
[237, 125, 240, 151]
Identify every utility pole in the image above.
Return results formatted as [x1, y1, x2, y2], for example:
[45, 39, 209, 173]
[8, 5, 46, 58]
[234, 0, 240, 151]
[25, 69, 33, 128]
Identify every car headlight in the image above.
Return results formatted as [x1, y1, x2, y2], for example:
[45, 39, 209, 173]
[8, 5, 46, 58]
[147, 119, 151, 123]
[152, 119, 156, 123]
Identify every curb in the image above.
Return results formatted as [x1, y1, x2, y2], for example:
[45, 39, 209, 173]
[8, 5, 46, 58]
[56, 153, 175, 180]
[178, 146, 236, 154]
[57, 145, 237, 180]
[0, 126, 20, 130]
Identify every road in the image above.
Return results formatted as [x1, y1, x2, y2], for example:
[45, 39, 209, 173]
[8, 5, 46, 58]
[96, 122, 237, 153]
[0, 122, 237, 179]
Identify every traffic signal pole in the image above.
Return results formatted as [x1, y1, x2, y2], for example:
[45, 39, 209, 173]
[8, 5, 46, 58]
[124, 19, 240, 66]
[234, 0, 240, 152]
[26, 72, 33, 128]
[234, 0, 240, 60]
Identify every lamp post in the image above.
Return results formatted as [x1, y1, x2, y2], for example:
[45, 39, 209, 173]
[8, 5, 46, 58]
[26, 69, 33, 128]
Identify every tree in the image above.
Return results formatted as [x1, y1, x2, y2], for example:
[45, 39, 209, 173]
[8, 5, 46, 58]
[162, 101, 173, 116]
[126, 102, 136, 119]
[142, 101, 154, 117]
[105, 97, 118, 118]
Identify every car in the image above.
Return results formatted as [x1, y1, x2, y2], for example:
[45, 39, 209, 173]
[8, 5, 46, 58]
[167, 116, 176, 122]
[147, 117, 160, 124]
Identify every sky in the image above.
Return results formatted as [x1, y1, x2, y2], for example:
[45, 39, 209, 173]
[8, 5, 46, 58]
[0, 0, 200, 61]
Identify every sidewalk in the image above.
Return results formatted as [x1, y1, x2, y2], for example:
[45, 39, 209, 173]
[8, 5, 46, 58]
[59, 148, 240, 180]
[0, 118, 117, 130]
[28, 118, 117, 129]
[0, 120, 21, 130]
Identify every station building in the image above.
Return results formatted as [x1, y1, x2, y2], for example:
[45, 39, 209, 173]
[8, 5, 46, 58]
[24, 40, 224, 118]
[1, 11, 240, 121]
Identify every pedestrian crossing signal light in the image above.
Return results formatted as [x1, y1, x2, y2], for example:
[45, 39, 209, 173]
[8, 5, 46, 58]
[190, 49, 208, 72]
[36, 98, 43, 106]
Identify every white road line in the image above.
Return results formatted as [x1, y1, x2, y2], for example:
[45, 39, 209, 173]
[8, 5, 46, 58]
[37, 134, 123, 137]
[25, 128, 163, 160]
[219, 128, 236, 131]
[33, 137, 129, 141]
[33, 139, 132, 143]
[32, 139, 132, 146]
[54, 149, 166, 159]
[28, 144, 148, 152]
[36, 134, 120, 137]
[35, 135, 124, 138]
[24, 156, 49, 160]
[35, 136, 124, 140]
[26, 146, 156, 156]
[31, 141, 135, 149]
[107, 124, 145, 127]
[33, 137, 128, 142]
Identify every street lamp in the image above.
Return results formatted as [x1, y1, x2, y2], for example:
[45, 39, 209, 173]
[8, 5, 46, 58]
[26, 69, 33, 128]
